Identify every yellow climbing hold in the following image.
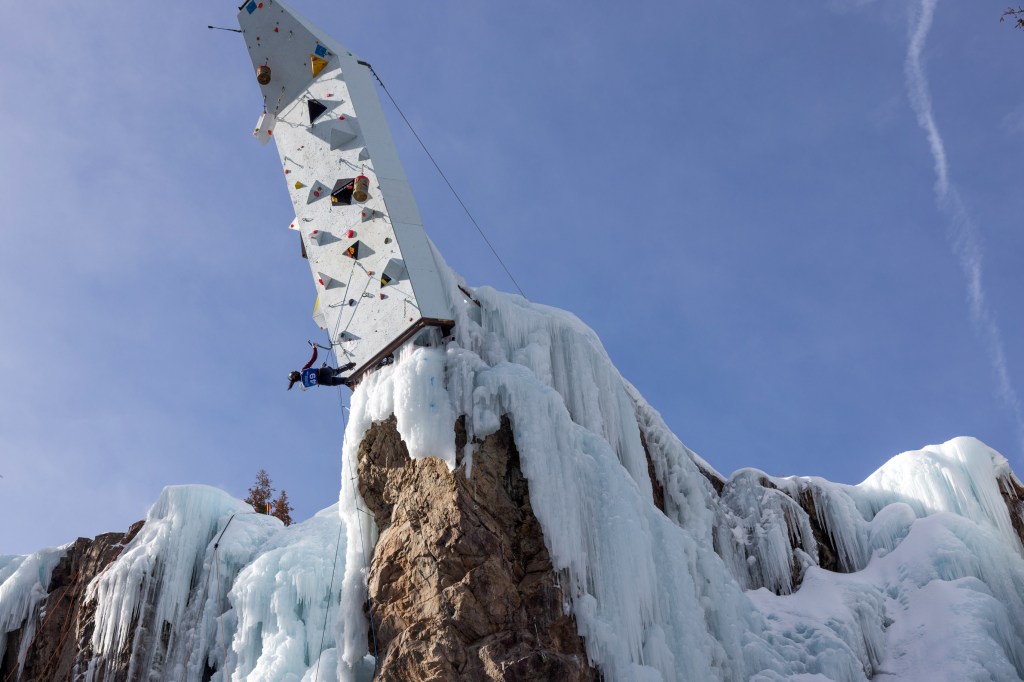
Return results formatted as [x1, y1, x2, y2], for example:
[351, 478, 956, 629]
[294, 181, 306, 189]
[311, 55, 328, 77]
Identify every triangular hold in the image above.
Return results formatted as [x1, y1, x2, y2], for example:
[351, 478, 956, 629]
[310, 55, 329, 77]
[309, 229, 327, 245]
[312, 295, 326, 330]
[343, 240, 365, 260]
[288, 219, 299, 231]
[331, 178, 354, 206]
[357, 147, 370, 161]
[380, 258, 407, 287]
[317, 271, 333, 288]
[330, 119, 359, 150]
[252, 111, 275, 145]
[360, 208, 380, 223]
[306, 181, 330, 204]
[307, 99, 328, 124]
[294, 181, 306, 189]
[314, 43, 331, 59]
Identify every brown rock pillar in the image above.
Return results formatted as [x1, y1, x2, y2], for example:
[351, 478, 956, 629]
[356, 416, 599, 682]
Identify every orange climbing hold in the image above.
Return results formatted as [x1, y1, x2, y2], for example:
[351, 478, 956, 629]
[311, 55, 328, 77]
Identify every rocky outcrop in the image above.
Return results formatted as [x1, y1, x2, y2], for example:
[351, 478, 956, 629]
[999, 473, 1024, 548]
[357, 416, 598, 682]
[0, 522, 143, 682]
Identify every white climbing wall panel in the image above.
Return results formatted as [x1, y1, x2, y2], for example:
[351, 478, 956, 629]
[237, 0, 454, 380]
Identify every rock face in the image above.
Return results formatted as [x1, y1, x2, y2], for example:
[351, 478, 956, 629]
[0, 523, 142, 682]
[357, 416, 598, 682]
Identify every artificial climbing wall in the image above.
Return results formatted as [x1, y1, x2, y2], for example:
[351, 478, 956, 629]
[237, 0, 454, 380]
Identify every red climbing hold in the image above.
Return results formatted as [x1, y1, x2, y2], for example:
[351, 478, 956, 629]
[339, 115, 345, 120]
[274, 27, 279, 32]
[346, 229, 354, 238]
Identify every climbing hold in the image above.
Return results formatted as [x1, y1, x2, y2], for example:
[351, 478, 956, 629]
[330, 120, 359, 150]
[352, 175, 370, 203]
[307, 181, 330, 204]
[331, 178, 355, 206]
[358, 148, 370, 161]
[294, 181, 306, 189]
[274, 27, 279, 33]
[380, 258, 407, 287]
[343, 240, 365, 260]
[346, 229, 355, 238]
[314, 44, 330, 58]
[252, 111, 275, 145]
[307, 99, 328, 124]
[379, 293, 387, 300]
[256, 64, 271, 85]
[310, 229, 326, 244]
[384, 237, 391, 244]
[339, 115, 346, 120]
[317, 271, 333, 287]
[310, 55, 328, 77]
[284, 169, 290, 175]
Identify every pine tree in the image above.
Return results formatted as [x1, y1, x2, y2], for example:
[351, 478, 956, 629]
[272, 489, 294, 527]
[245, 469, 275, 515]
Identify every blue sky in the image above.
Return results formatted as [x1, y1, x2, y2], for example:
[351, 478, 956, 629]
[1, 1, 1021, 555]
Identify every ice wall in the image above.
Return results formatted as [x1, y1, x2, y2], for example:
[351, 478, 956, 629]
[334, 267, 1024, 682]
[3, 274, 1024, 681]
[0, 484, 356, 682]
[0, 548, 64, 678]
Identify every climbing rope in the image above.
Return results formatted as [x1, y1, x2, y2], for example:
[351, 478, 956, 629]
[358, 60, 528, 300]
[313, 398, 381, 681]
[313, 474, 345, 682]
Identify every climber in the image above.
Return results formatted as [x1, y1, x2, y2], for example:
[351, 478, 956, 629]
[287, 343, 356, 390]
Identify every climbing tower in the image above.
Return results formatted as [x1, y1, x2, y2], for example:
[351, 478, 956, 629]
[237, 0, 454, 382]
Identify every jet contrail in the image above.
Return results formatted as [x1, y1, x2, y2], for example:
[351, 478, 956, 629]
[905, 0, 1024, 452]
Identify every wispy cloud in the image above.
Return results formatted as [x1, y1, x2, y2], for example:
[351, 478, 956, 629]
[905, 0, 1024, 452]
